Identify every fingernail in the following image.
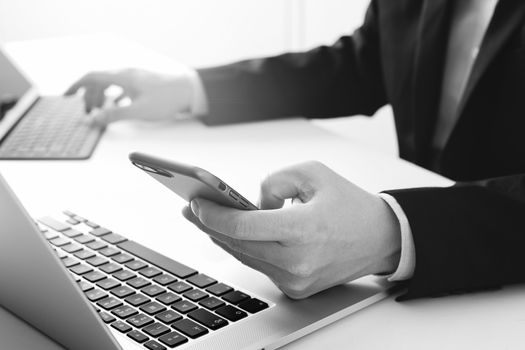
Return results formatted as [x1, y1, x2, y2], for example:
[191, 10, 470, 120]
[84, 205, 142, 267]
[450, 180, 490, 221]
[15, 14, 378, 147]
[190, 200, 199, 216]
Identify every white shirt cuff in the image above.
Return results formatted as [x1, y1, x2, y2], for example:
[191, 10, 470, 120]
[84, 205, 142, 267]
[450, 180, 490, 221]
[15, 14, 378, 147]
[378, 193, 416, 281]
[186, 69, 209, 117]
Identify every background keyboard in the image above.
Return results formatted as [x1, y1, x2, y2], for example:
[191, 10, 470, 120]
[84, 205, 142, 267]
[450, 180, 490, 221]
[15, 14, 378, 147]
[0, 95, 103, 159]
[37, 211, 269, 350]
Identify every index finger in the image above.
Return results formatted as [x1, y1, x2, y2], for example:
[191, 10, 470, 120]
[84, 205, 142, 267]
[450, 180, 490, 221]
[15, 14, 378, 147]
[64, 71, 130, 96]
[191, 198, 301, 242]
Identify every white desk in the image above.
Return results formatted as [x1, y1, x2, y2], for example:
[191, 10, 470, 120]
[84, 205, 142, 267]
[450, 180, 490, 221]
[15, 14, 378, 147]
[2, 35, 525, 350]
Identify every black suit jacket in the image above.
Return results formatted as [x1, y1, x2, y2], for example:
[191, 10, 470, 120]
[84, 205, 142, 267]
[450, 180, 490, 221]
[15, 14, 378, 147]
[196, 0, 525, 300]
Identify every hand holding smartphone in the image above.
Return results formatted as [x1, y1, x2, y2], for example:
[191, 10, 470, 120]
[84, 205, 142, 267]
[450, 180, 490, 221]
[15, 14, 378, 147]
[129, 152, 258, 210]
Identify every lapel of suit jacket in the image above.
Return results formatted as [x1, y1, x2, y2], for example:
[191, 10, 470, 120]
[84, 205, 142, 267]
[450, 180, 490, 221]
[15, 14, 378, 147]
[411, 0, 451, 166]
[455, 0, 525, 123]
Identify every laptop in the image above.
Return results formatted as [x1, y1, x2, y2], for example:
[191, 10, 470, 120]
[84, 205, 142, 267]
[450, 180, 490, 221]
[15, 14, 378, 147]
[0, 47, 104, 159]
[0, 172, 393, 350]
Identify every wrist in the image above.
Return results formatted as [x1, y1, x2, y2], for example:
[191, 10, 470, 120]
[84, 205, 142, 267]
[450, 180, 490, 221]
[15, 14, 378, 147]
[370, 196, 402, 275]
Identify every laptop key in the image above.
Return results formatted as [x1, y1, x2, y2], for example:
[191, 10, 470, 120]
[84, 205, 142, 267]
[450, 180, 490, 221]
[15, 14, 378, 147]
[186, 274, 217, 288]
[118, 240, 197, 279]
[66, 218, 80, 225]
[85, 221, 99, 229]
[85, 289, 107, 302]
[127, 330, 149, 344]
[183, 289, 208, 302]
[140, 301, 166, 315]
[206, 283, 232, 296]
[74, 249, 96, 260]
[62, 243, 82, 253]
[139, 267, 162, 278]
[102, 233, 127, 244]
[62, 256, 80, 268]
[78, 280, 93, 292]
[49, 237, 70, 247]
[70, 264, 93, 275]
[172, 319, 208, 339]
[141, 285, 165, 297]
[90, 227, 111, 237]
[144, 340, 167, 350]
[155, 310, 182, 324]
[222, 290, 250, 304]
[112, 253, 133, 264]
[87, 240, 107, 250]
[43, 231, 59, 240]
[74, 234, 95, 244]
[97, 296, 123, 310]
[111, 306, 138, 319]
[99, 247, 121, 257]
[188, 308, 228, 330]
[237, 298, 269, 313]
[62, 228, 82, 238]
[100, 262, 122, 274]
[215, 304, 248, 322]
[38, 217, 70, 232]
[171, 300, 197, 314]
[111, 285, 135, 298]
[143, 322, 170, 337]
[113, 270, 136, 281]
[158, 331, 188, 348]
[127, 277, 151, 289]
[111, 320, 131, 333]
[84, 271, 106, 283]
[156, 292, 181, 305]
[127, 314, 154, 328]
[153, 274, 177, 286]
[167, 281, 192, 294]
[96, 278, 120, 290]
[125, 260, 148, 271]
[199, 296, 225, 310]
[99, 311, 116, 323]
[86, 256, 109, 267]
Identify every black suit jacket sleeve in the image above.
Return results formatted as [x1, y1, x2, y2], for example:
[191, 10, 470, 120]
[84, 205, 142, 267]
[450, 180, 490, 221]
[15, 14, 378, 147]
[196, 2, 386, 125]
[384, 174, 525, 301]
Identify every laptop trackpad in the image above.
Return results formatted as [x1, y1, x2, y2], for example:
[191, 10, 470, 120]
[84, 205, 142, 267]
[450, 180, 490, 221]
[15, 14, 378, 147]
[0, 307, 64, 350]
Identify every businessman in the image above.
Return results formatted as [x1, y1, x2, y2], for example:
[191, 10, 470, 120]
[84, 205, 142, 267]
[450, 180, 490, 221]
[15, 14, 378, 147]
[67, 0, 525, 300]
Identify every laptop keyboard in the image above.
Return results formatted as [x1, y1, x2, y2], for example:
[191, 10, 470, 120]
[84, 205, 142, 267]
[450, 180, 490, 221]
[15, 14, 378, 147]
[37, 211, 269, 350]
[0, 95, 103, 159]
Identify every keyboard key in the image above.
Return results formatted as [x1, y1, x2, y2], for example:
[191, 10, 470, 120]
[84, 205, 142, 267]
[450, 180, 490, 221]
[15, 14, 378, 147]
[99, 311, 116, 323]
[215, 304, 248, 322]
[85, 221, 99, 229]
[171, 300, 197, 314]
[155, 310, 182, 324]
[139, 267, 162, 278]
[97, 297, 123, 310]
[144, 340, 167, 350]
[127, 277, 151, 289]
[87, 240, 107, 250]
[142, 285, 165, 297]
[74, 234, 95, 244]
[78, 280, 93, 292]
[113, 270, 136, 281]
[66, 218, 80, 225]
[143, 322, 170, 337]
[62, 256, 80, 268]
[84, 271, 106, 282]
[222, 290, 250, 304]
[62, 228, 82, 238]
[111, 285, 135, 298]
[153, 274, 177, 286]
[90, 227, 111, 237]
[156, 292, 181, 305]
[168, 281, 192, 294]
[70, 264, 93, 275]
[55, 249, 68, 259]
[237, 298, 269, 313]
[198, 296, 225, 310]
[111, 306, 138, 319]
[111, 320, 131, 333]
[112, 253, 133, 264]
[96, 278, 120, 290]
[85, 289, 107, 301]
[63, 210, 76, 217]
[118, 240, 197, 278]
[158, 331, 187, 348]
[125, 260, 148, 271]
[38, 217, 70, 232]
[100, 263, 122, 274]
[62, 243, 82, 253]
[99, 247, 120, 257]
[186, 274, 217, 288]
[172, 319, 208, 339]
[127, 330, 149, 344]
[102, 233, 127, 244]
[87, 256, 109, 267]
[188, 308, 228, 330]
[183, 289, 208, 302]
[127, 313, 154, 328]
[43, 231, 59, 240]
[72, 215, 86, 222]
[49, 237, 70, 247]
[74, 249, 96, 260]
[140, 301, 166, 315]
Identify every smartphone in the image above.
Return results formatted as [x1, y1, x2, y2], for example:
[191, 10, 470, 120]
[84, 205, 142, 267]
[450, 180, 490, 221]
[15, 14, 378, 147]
[129, 152, 258, 210]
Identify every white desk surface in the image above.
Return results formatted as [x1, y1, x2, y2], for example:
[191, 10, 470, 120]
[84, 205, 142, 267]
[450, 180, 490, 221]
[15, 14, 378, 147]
[2, 35, 525, 350]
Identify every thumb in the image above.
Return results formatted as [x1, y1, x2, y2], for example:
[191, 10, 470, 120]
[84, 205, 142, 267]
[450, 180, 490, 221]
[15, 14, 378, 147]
[259, 165, 315, 210]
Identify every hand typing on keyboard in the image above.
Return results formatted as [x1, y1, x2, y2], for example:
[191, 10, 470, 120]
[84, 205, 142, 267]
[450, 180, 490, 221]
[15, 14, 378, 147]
[184, 161, 402, 300]
[65, 68, 196, 125]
